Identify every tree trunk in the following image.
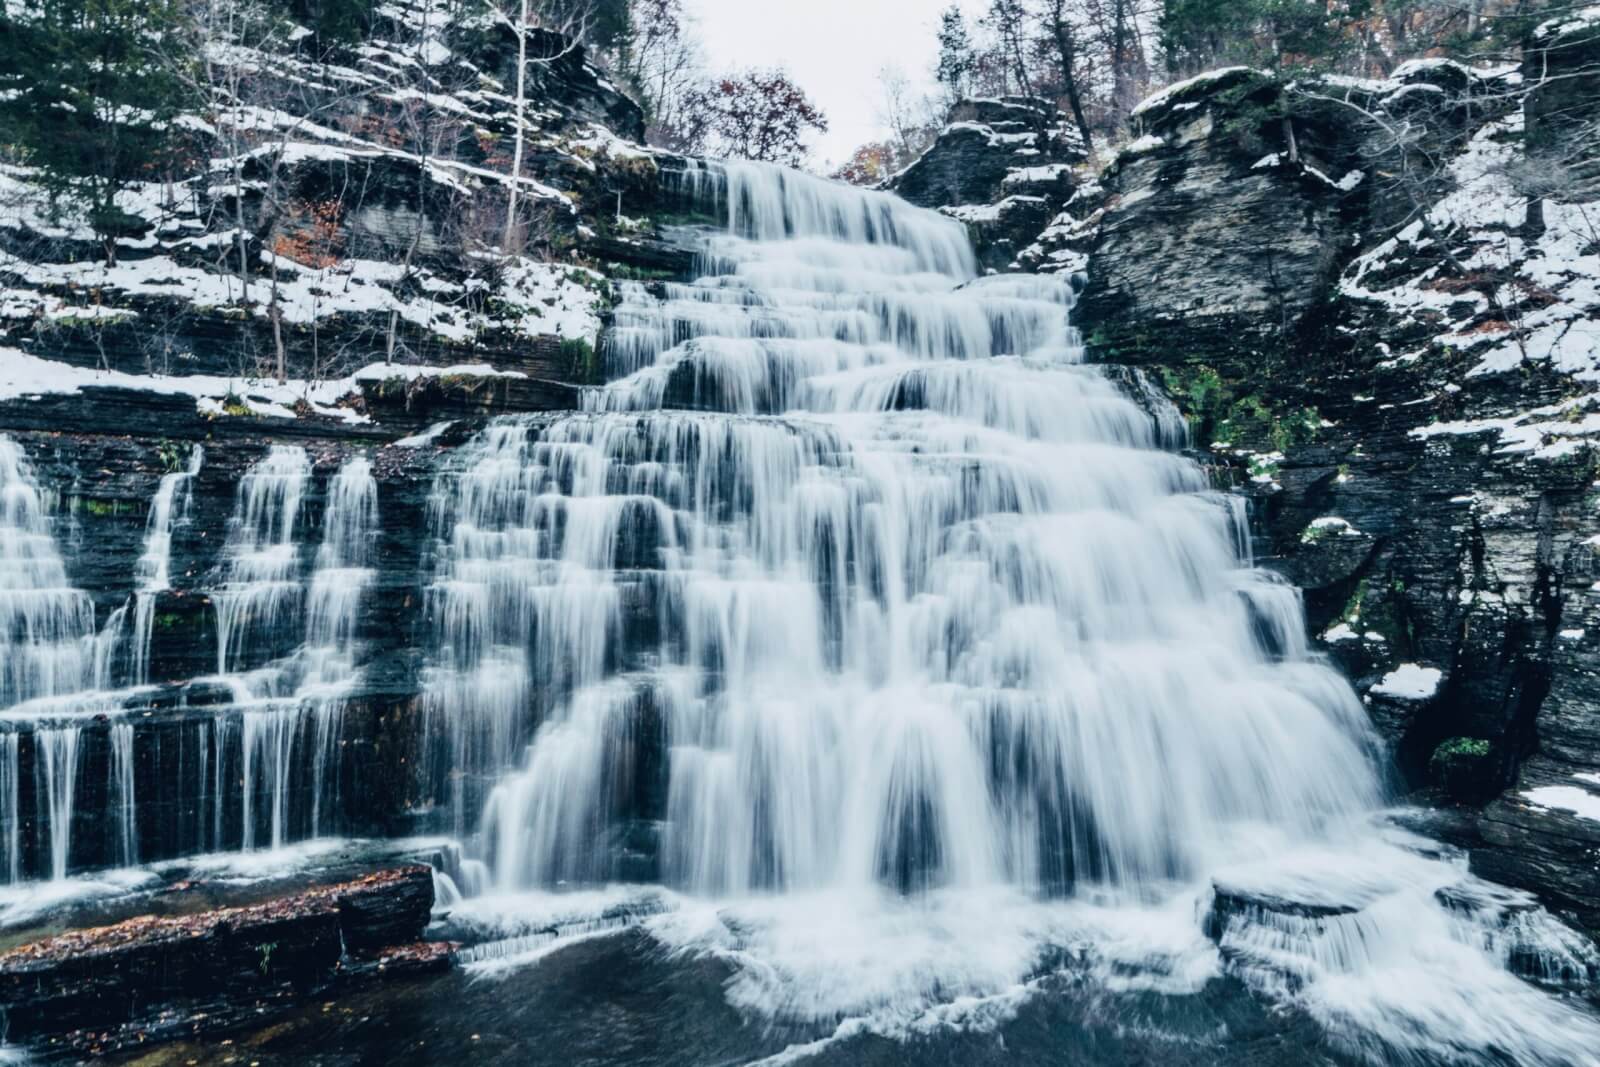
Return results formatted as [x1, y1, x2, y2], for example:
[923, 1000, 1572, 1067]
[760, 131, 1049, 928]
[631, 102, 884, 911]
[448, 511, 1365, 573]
[1049, 9, 1094, 153]
[270, 253, 286, 383]
[502, 0, 530, 255]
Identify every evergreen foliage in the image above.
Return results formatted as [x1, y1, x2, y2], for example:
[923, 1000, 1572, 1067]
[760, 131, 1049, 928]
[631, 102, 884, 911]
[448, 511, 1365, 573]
[936, 5, 975, 102]
[0, 0, 195, 262]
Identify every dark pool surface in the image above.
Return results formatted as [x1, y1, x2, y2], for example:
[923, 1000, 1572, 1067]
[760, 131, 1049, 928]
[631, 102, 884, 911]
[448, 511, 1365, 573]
[111, 928, 1356, 1067]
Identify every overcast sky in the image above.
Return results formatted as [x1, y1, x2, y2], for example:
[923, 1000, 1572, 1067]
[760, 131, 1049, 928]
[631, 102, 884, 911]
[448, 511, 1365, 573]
[684, 0, 977, 171]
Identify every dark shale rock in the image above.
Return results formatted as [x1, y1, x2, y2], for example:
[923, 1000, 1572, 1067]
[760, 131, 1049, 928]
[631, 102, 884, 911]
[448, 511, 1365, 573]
[892, 96, 1087, 273]
[1525, 10, 1600, 192]
[1076, 68, 1368, 371]
[0, 865, 438, 1045]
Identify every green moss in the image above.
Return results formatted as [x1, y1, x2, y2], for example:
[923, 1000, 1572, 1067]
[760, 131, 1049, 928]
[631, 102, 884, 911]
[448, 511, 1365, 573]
[1339, 578, 1370, 626]
[1158, 364, 1321, 455]
[81, 498, 121, 517]
[650, 207, 722, 229]
[1429, 737, 1495, 804]
[605, 263, 680, 283]
[560, 337, 601, 385]
[153, 611, 183, 631]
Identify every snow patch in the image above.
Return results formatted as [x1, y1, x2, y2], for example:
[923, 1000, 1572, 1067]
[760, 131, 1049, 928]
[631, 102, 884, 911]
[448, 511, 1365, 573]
[1371, 663, 1442, 701]
[1522, 785, 1600, 822]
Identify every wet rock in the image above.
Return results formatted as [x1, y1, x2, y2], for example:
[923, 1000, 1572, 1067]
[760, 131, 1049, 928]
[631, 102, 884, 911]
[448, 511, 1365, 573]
[0, 865, 438, 1046]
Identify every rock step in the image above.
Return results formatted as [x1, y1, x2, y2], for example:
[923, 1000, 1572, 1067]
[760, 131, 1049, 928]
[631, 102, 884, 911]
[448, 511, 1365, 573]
[0, 865, 444, 1048]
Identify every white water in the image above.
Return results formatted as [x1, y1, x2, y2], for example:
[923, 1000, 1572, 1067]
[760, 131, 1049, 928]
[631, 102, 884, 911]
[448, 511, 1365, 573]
[0, 436, 97, 708]
[214, 445, 311, 679]
[215, 450, 378, 849]
[0, 438, 378, 882]
[131, 445, 202, 684]
[425, 162, 1600, 1064]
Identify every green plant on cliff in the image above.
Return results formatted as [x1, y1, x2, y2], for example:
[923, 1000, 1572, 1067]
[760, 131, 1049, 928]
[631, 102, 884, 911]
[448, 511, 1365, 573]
[258, 940, 277, 975]
[1159, 365, 1321, 454]
[157, 439, 183, 473]
[560, 336, 601, 385]
[1429, 737, 1494, 804]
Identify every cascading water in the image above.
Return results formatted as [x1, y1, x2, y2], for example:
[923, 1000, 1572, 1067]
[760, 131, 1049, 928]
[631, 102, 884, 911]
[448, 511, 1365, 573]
[302, 456, 378, 835]
[0, 734, 17, 883]
[108, 722, 136, 866]
[0, 437, 96, 881]
[35, 726, 80, 881]
[424, 163, 1600, 1065]
[131, 445, 202, 685]
[214, 449, 378, 850]
[0, 436, 97, 709]
[214, 446, 310, 682]
[0, 436, 380, 884]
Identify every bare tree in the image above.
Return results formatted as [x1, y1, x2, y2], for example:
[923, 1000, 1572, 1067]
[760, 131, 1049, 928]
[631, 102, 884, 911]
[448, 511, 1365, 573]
[1038, 0, 1095, 151]
[500, 0, 592, 253]
[682, 69, 829, 166]
[876, 66, 940, 170]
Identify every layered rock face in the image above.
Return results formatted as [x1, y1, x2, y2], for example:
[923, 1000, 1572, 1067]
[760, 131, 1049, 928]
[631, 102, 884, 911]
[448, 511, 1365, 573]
[892, 97, 1088, 272]
[0, 0, 690, 398]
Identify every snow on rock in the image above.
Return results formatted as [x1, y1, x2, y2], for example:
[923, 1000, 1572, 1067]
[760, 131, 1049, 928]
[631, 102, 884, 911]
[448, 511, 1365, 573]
[1371, 663, 1443, 701]
[1304, 515, 1363, 539]
[0, 346, 527, 422]
[1121, 134, 1167, 157]
[1410, 394, 1600, 462]
[1002, 164, 1073, 187]
[1130, 67, 1257, 118]
[1522, 784, 1600, 822]
[1532, 4, 1600, 40]
[392, 420, 455, 447]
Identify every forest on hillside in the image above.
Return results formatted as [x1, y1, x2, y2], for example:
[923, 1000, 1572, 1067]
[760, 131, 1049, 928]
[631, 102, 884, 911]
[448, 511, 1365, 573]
[3, 0, 1593, 230]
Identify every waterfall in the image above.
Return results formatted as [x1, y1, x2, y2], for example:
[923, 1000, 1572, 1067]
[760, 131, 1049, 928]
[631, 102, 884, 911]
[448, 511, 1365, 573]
[301, 456, 377, 836]
[421, 161, 1600, 1064]
[213, 446, 310, 682]
[429, 163, 1379, 893]
[0, 733, 17, 883]
[303, 456, 377, 689]
[108, 722, 136, 866]
[36, 726, 80, 881]
[131, 445, 203, 685]
[0, 435, 97, 708]
[210, 450, 377, 850]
